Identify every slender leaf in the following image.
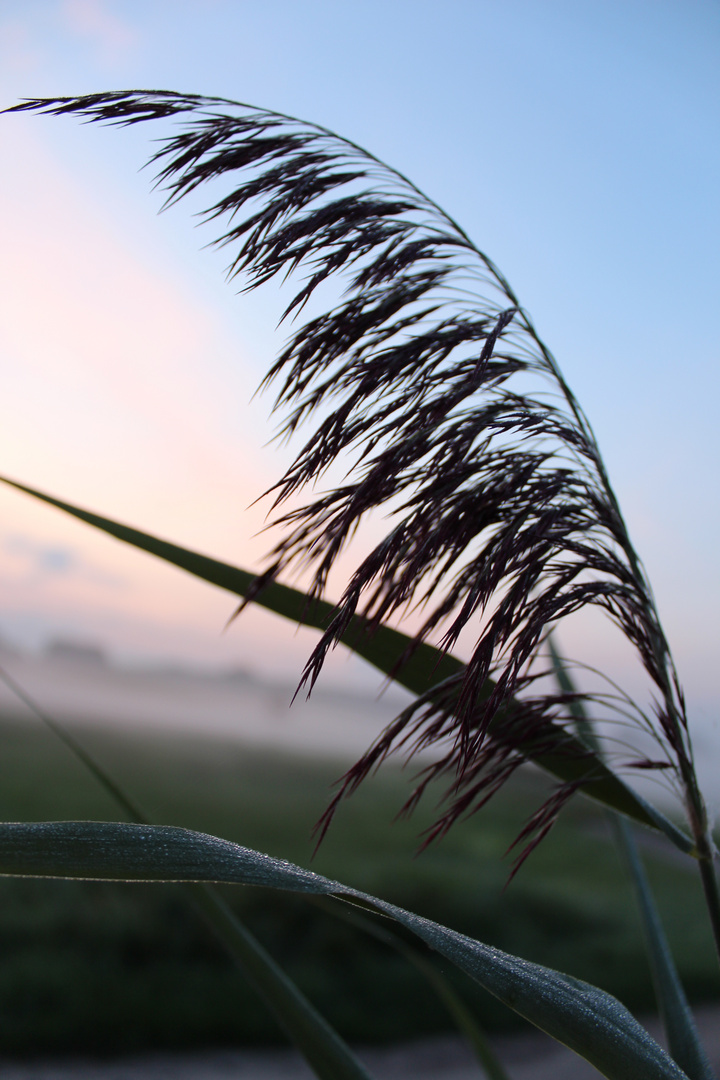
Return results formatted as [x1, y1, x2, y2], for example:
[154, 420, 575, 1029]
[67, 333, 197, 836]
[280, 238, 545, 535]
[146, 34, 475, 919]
[0, 663, 147, 824]
[0, 820, 690, 1080]
[611, 817, 716, 1080]
[0, 474, 694, 855]
[547, 635, 598, 749]
[548, 639, 714, 1080]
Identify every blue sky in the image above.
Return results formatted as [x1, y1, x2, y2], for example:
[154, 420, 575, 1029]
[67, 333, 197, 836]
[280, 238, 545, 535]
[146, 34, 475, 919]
[0, 0, 718, 745]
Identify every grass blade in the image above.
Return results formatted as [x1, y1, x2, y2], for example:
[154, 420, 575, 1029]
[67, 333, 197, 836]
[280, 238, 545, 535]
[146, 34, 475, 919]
[546, 635, 598, 749]
[0, 663, 147, 824]
[0, 473, 694, 851]
[611, 816, 716, 1080]
[0, 819, 691, 1080]
[548, 638, 714, 1080]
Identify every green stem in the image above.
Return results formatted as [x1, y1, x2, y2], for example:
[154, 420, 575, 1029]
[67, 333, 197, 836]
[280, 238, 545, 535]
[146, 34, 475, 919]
[681, 758, 720, 971]
[548, 636, 715, 1076]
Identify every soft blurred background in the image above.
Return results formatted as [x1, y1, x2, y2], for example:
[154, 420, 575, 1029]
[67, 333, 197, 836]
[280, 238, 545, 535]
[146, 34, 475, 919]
[0, 0, 719, 1060]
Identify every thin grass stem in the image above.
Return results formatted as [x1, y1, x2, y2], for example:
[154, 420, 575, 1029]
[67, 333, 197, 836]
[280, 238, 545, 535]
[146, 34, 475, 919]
[188, 884, 374, 1080]
[0, 664, 375, 1080]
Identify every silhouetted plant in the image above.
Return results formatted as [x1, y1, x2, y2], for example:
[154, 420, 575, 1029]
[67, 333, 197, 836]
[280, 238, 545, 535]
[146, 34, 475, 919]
[11, 91, 708, 859]
[1, 90, 718, 1080]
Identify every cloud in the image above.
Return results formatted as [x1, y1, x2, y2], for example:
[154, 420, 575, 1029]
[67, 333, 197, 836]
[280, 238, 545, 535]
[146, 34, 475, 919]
[4, 534, 75, 574]
[2, 533, 124, 587]
[60, 0, 137, 61]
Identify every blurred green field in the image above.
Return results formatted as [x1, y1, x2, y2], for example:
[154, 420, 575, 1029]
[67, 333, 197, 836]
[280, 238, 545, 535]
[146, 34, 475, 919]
[0, 712, 717, 1054]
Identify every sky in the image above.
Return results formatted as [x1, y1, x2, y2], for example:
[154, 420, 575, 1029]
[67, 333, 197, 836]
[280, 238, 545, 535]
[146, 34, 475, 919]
[0, 0, 718, 745]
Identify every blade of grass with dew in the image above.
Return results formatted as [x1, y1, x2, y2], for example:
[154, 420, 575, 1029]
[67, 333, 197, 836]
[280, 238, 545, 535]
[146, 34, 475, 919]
[548, 637, 715, 1080]
[0, 473, 694, 854]
[0, 819, 691, 1080]
[0, 666, 374, 1080]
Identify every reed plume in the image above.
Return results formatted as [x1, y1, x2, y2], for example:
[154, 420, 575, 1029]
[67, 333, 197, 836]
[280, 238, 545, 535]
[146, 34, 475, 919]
[8, 91, 710, 869]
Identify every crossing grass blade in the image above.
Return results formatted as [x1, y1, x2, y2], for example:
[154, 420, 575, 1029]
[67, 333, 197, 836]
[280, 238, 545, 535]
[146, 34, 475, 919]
[610, 816, 716, 1080]
[0, 473, 694, 854]
[0, 819, 691, 1080]
[185, 882, 375, 1080]
[548, 638, 715, 1080]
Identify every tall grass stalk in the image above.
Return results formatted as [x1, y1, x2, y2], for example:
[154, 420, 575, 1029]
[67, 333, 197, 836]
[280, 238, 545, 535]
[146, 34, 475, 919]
[0, 89, 718, 1079]
[547, 638, 715, 1080]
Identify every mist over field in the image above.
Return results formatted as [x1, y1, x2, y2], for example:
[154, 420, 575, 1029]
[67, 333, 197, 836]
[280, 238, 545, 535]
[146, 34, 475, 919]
[1, 633, 718, 824]
[0, 634, 414, 760]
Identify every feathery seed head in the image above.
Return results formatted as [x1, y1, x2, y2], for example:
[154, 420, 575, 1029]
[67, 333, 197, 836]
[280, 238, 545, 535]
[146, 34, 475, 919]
[7, 91, 699, 857]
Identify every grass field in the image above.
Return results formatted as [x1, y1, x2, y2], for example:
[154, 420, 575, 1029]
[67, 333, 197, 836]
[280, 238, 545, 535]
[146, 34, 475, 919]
[0, 713, 716, 1054]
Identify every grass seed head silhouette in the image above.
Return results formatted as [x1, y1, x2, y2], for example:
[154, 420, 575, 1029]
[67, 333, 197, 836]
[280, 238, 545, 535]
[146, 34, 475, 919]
[9, 90, 703, 861]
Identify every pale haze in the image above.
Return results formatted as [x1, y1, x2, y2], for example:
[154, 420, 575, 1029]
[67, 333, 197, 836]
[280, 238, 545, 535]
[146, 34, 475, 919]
[0, 2, 718, 791]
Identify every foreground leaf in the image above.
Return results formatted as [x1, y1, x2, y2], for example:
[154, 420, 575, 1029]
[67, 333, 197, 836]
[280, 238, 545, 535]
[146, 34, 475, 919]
[0, 474, 694, 855]
[0, 820, 690, 1080]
